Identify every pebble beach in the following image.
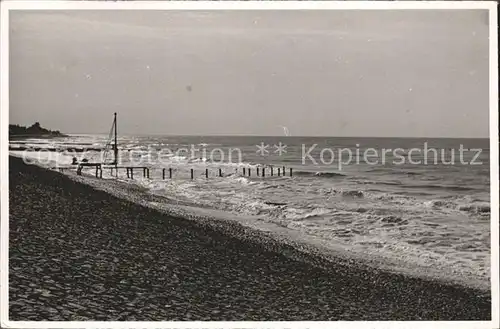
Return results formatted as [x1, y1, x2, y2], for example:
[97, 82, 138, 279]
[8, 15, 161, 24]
[8, 156, 491, 321]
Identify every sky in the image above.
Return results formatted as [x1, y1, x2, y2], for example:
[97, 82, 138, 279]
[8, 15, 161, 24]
[9, 10, 490, 137]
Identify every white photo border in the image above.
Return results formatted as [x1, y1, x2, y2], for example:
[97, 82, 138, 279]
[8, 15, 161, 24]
[0, 1, 498, 328]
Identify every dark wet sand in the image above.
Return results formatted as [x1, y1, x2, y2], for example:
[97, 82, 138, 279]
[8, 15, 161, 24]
[9, 156, 491, 320]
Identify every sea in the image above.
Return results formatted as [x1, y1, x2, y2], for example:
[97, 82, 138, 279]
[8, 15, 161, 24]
[10, 135, 491, 290]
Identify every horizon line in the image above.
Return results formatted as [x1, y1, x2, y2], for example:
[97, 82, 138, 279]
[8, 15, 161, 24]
[63, 132, 490, 139]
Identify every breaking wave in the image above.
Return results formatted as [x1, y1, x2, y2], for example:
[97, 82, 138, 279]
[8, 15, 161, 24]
[294, 171, 347, 178]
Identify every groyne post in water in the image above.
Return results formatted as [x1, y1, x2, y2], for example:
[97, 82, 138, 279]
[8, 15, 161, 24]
[100, 165, 290, 181]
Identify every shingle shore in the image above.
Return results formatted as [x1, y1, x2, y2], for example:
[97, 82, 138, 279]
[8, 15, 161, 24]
[9, 156, 491, 320]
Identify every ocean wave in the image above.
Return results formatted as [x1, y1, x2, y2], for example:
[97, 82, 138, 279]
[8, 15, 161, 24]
[264, 201, 287, 206]
[458, 204, 490, 214]
[355, 180, 476, 192]
[424, 199, 490, 214]
[379, 215, 407, 225]
[424, 200, 456, 209]
[366, 169, 423, 176]
[294, 171, 347, 178]
[230, 176, 255, 186]
[318, 188, 364, 198]
[373, 193, 413, 202]
[403, 184, 477, 192]
[188, 157, 208, 163]
[353, 180, 403, 187]
[393, 191, 434, 197]
[284, 207, 332, 220]
[161, 155, 188, 162]
[259, 184, 286, 190]
[341, 190, 364, 197]
[400, 171, 423, 176]
[365, 168, 393, 173]
[228, 162, 261, 169]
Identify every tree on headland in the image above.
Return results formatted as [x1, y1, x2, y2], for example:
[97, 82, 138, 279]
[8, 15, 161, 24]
[9, 122, 67, 137]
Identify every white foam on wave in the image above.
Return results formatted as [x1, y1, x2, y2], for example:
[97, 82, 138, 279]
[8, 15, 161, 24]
[165, 155, 189, 162]
[188, 157, 208, 163]
[228, 176, 255, 186]
[284, 207, 332, 220]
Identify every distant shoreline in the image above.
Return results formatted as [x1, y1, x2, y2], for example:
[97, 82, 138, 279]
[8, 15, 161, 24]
[9, 122, 68, 139]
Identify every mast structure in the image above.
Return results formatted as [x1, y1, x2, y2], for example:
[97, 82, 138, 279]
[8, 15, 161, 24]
[113, 112, 118, 170]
